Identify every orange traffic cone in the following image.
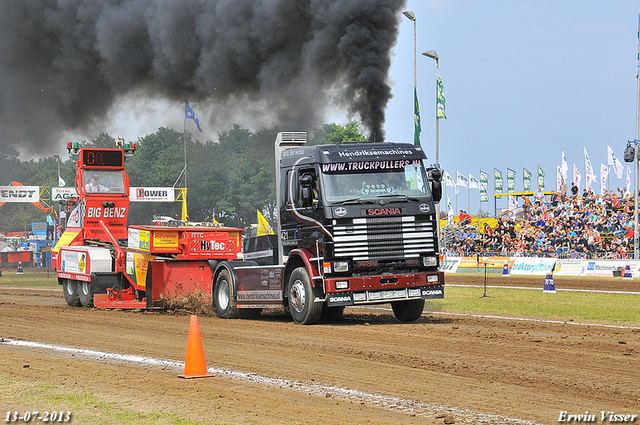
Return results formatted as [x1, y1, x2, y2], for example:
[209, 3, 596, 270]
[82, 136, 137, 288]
[178, 315, 214, 379]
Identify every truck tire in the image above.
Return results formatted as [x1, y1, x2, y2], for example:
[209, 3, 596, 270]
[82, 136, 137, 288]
[78, 281, 94, 307]
[62, 279, 81, 307]
[287, 267, 322, 325]
[213, 269, 240, 319]
[391, 299, 425, 322]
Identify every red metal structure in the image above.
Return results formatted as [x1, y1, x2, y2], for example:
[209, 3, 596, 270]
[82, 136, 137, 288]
[54, 144, 242, 309]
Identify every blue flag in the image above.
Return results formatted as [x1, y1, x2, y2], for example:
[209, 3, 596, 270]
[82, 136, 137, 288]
[185, 101, 202, 132]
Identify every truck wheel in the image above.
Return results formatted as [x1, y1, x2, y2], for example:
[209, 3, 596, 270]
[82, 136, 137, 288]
[78, 281, 94, 307]
[287, 267, 322, 325]
[213, 269, 240, 319]
[62, 279, 81, 307]
[391, 299, 425, 322]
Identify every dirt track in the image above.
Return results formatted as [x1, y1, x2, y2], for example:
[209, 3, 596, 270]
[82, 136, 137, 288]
[1, 275, 639, 425]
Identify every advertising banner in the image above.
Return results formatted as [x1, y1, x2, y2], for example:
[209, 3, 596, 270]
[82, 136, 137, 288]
[454, 256, 514, 273]
[523, 168, 532, 192]
[553, 259, 584, 276]
[583, 260, 640, 277]
[479, 171, 489, 202]
[494, 169, 503, 194]
[440, 257, 461, 273]
[507, 168, 516, 193]
[0, 186, 39, 203]
[509, 257, 556, 275]
[129, 187, 175, 202]
[51, 187, 77, 201]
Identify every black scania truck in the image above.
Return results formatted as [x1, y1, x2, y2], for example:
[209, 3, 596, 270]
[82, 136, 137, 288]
[212, 132, 444, 324]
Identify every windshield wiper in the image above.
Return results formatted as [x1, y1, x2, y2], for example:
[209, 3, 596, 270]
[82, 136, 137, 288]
[334, 198, 375, 205]
[375, 194, 421, 202]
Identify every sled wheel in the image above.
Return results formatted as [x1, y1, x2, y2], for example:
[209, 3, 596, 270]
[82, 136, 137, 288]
[78, 281, 94, 307]
[62, 279, 81, 307]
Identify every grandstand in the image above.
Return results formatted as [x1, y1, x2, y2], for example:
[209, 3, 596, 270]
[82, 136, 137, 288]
[441, 189, 633, 259]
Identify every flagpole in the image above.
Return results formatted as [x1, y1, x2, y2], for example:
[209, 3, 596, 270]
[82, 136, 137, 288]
[183, 102, 188, 221]
[635, 9, 640, 260]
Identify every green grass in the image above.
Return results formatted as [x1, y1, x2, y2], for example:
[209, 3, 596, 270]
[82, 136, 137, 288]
[0, 269, 59, 288]
[425, 285, 640, 324]
[1, 378, 214, 425]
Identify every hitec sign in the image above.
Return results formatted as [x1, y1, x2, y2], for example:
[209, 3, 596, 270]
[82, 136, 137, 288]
[129, 187, 174, 202]
[0, 186, 39, 203]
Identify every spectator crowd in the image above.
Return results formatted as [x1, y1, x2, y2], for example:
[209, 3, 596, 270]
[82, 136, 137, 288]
[446, 187, 636, 259]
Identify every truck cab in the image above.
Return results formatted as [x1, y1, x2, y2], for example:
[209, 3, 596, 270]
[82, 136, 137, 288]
[225, 132, 444, 324]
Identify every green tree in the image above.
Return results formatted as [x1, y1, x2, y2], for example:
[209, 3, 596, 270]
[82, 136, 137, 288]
[309, 121, 366, 145]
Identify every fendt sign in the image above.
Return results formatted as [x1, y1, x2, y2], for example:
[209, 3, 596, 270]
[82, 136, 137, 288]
[0, 186, 39, 202]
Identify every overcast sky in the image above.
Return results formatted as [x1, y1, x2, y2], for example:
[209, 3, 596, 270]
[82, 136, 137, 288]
[386, 0, 640, 213]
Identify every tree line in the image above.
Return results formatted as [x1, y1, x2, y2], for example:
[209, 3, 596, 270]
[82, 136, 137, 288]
[0, 122, 365, 233]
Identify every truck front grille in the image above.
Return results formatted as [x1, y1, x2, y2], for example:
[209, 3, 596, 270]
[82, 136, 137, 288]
[331, 216, 436, 261]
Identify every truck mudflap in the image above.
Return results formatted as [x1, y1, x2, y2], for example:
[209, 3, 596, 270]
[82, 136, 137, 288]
[326, 285, 444, 307]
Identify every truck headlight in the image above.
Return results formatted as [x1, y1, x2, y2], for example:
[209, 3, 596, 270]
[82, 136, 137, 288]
[422, 256, 437, 267]
[333, 261, 349, 272]
[335, 280, 349, 290]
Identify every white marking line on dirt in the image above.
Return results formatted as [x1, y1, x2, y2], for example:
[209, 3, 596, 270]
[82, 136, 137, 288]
[2, 338, 540, 425]
[448, 283, 640, 295]
[354, 306, 640, 330]
[0, 286, 62, 292]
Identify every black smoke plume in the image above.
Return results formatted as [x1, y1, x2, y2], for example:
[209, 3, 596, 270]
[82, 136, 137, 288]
[0, 0, 405, 153]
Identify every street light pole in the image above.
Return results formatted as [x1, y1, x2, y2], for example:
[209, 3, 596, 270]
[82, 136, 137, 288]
[422, 50, 439, 165]
[422, 50, 443, 248]
[402, 11, 417, 89]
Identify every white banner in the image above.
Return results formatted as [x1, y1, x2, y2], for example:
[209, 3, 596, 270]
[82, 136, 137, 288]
[584, 260, 640, 277]
[510, 257, 557, 275]
[554, 259, 584, 276]
[129, 187, 174, 202]
[51, 187, 77, 201]
[0, 186, 40, 203]
[440, 257, 461, 273]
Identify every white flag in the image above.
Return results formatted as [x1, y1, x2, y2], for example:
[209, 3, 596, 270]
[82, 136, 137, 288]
[584, 147, 595, 192]
[508, 195, 518, 216]
[556, 164, 562, 192]
[572, 164, 581, 189]
[561, 149, 569, 180]
[456, 171, 468, 188]
[627, 166, 632, 195]
[607, 144, 624, 179]
[447, 195, 454, 225]
[468, 173, 480, 190]
[444, 171, 459, 195]
[600, 163, 609, 195]
[58, 175, 66, 187]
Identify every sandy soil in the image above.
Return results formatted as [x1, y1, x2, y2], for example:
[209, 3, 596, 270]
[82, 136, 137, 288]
[1, 274, 639, 425]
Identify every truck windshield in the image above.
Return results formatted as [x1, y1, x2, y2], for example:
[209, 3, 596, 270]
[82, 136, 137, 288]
[320, 165, 431, 203]
[82, 170, 125, 194]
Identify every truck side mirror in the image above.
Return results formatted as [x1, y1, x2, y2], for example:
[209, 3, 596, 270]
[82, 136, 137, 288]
[428, 168, 442, 202]
[299, 174, 313, 207]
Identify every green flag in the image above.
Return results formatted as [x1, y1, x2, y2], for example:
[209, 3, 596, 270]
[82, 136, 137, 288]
[436, 72, 447, 120]
[537, 165, 545, 190]
[523, 167, 532, 192]
[413, 86, 422, 146]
